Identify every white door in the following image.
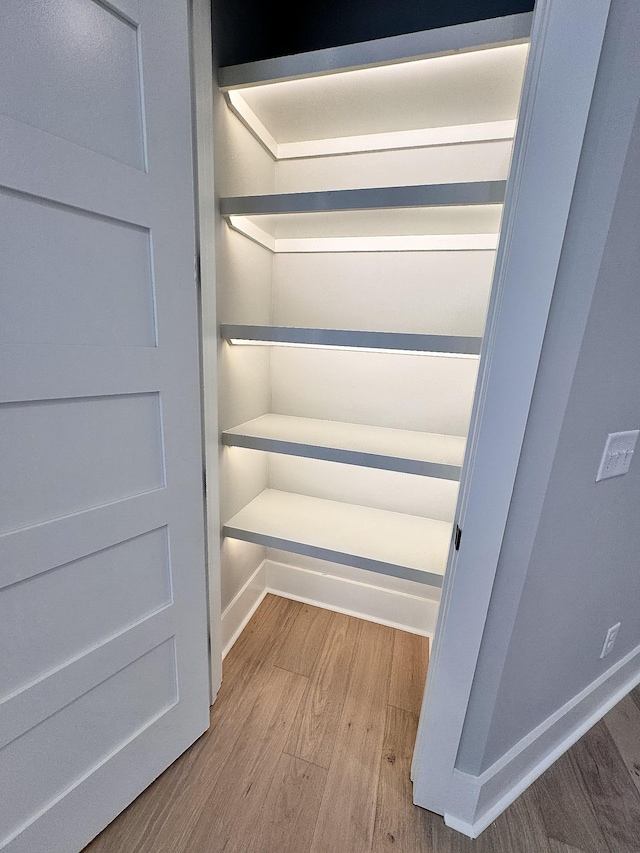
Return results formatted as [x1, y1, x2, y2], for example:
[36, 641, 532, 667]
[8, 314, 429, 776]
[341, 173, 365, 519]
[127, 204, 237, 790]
[0, 2, 210, 851]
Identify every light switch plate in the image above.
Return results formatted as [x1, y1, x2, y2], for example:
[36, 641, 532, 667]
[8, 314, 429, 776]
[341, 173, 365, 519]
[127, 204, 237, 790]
[596, 430, 639, 482]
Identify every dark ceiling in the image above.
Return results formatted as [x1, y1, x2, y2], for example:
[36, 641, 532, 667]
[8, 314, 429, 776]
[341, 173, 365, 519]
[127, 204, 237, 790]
[213, 0, 535, 68]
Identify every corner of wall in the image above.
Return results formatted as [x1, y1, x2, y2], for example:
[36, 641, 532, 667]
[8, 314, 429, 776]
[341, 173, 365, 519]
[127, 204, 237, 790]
[442, 640, 640, 836]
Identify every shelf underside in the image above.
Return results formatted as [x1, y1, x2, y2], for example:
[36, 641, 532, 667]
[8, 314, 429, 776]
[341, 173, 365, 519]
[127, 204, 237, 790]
[223, 414, 466, 479]
[220, 41, 528, 161]
[222, 325, 481, 356]
[224, 489, 452, 586]
[221, 182, 505, 217]
[226, 202, 502, 253]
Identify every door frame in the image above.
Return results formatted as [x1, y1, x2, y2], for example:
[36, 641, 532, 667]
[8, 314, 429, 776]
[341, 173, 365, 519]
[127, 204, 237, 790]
[189, 0, 223, 701]
[411, 0, 612, 836]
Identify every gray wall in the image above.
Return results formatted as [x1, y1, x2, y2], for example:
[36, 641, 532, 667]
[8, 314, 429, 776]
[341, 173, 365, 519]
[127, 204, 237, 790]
[457, 0, 640, 775]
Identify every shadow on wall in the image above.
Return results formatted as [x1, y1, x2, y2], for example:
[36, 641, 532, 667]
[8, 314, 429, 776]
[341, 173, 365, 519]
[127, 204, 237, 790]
[212, 0, 535, 66]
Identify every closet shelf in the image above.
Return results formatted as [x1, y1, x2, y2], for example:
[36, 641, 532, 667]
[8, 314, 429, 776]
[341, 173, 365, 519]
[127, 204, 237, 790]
[221, 324, 482, 356]
[222, 186, 503, 253]
[223, 489, 452, 586]
[222, 414, 466, 479]
[227, 104, 516, 160]
[218, 21, 529, 161]
[221, 182, 506, 216]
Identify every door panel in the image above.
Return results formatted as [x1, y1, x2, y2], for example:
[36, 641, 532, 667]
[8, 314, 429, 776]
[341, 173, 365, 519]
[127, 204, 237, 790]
[0, 393, 165, 533]
[1, 528, 172, 695]
[2, 640, 178, 845]
[0, 2, 210, 851]
[0, 0, 146, 168]
[0, 188, 156, 347]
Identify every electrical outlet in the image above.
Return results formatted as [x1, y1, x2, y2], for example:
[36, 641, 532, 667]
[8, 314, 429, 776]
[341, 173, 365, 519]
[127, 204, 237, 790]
[600, 622, 621, 659]
[596, 430, 639, 482]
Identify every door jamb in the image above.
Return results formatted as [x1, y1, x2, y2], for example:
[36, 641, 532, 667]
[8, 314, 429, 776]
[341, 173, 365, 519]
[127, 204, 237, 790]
[189, 0, 223, 703]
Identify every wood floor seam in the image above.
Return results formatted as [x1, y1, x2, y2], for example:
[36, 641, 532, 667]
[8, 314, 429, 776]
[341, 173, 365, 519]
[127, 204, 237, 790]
[284, 610, 360, 770]
[272, 663, 311, 679]
[281, 748, 330, 773]
[388, 701, 420, 715]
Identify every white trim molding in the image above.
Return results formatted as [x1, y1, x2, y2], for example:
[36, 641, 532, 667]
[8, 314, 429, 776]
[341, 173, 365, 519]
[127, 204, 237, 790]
[265, 559, 438, 637]
[190, 0, 224, 700]
[220, 558, 440, 659]
[442, 643, 640, 837]
[221, 562, 267, 657]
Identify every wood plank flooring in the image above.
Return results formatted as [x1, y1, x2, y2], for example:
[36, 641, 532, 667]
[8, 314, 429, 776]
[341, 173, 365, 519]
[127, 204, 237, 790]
[85, 595, 640, 853]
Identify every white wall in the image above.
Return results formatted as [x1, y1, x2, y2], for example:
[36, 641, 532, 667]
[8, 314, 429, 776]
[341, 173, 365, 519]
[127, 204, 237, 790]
[275, 140, 513, 193]
[268, 454, 458, 522]
[213, 74, 275, 610]
[272, 251, 494, 336]
[270, 347, 478, 436]
[455, 0, 640, 783]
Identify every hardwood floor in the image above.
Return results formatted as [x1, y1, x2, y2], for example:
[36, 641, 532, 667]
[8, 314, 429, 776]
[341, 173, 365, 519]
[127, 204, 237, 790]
[85, 595, 640, 852]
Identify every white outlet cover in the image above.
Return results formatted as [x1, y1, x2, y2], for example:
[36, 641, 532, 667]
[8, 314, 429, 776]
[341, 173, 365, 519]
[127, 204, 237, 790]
[596, 430, 639, 482]
[600, 622, 621, 659]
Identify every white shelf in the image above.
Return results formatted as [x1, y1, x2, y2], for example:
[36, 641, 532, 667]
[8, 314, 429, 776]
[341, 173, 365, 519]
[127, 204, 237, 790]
[222, 324, 482, 356]
[223, 489, 452, 586]
[222, 184, 503, 253]
[221, 182, 506, 215]
[223, 414, 466, 479]
[219, 21, 529, 162]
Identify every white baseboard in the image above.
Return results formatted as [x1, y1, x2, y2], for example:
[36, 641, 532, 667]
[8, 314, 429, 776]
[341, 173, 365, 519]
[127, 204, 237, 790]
[221, 557, 440, 657]
[443, 640, 640, 838]
[221, 562, 267, 658]
[265, 559, 438, 637]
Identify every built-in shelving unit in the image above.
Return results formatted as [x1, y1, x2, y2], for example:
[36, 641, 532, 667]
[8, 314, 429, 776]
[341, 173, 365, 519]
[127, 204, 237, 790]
[215, 18, 529, 633]
[221, 325, 482, 356]
[221, 185, 504, 253]
[220, 182, 506, 214]
[223, 415, 465, 479]
[223, 490, 451, 586]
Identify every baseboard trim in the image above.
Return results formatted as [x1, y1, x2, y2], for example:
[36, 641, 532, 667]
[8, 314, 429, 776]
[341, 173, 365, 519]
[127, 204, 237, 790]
[221, 557, 440, 658]
[443, 640, 640, 837]
[265, 559, 438, 637]
[221, 562, 267, 658]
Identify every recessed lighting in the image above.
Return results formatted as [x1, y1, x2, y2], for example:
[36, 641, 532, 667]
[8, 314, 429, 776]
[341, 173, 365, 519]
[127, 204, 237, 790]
[227, 339, 479, 358]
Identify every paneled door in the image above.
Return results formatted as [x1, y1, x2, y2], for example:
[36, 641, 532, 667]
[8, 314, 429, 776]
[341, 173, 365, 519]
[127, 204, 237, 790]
[0, 2, 210, 851]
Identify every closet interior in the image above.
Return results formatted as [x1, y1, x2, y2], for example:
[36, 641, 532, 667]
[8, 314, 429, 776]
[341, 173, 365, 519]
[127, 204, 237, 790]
[212, 22, 530, 650]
